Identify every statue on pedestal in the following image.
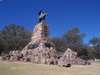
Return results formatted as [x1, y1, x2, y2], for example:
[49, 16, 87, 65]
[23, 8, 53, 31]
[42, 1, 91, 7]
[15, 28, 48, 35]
[38, 10, 48, 22]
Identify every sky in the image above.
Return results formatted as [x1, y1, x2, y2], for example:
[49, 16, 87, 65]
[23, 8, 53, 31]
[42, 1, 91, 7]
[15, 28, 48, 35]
[0, 0, 99, 43]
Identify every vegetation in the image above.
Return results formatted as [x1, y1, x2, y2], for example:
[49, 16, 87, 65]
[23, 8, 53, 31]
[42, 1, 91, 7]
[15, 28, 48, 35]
[0, 24, 31, 54]
[0, 24, 100, 60]
[90, 37, 100, 59]
[52, 27, 100, 60]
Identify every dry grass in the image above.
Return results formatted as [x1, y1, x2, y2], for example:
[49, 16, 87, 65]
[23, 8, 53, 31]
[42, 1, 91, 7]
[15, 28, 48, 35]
[0, 61, 100, 75]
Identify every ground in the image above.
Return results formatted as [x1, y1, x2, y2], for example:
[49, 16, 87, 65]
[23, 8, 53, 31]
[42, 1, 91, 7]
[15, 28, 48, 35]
[0, 61, 100, 75]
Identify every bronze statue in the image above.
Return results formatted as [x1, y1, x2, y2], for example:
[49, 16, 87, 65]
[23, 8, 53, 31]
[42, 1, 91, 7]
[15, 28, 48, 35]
[38, 10, 48, 22]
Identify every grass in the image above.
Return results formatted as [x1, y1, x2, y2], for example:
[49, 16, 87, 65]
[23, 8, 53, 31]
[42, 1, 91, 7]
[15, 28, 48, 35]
[0, 61, 100, 75]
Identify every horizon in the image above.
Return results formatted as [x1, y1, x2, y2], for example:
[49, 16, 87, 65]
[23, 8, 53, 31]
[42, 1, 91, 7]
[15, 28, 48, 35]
[0, 0, 99, 44]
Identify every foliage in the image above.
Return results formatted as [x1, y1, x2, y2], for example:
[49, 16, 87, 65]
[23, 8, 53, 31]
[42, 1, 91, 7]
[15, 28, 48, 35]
[0, 24, 31, 54]
[90, 37, 100, 59]
[0, 24, 100, 60]
[51, 38, 67, 52]
[52, 27, 96, 60]
[77, 45, 96, 60]
[63, 27, 85, 46]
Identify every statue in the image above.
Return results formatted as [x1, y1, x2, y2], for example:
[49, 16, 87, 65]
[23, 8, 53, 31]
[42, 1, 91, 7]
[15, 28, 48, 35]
[38, 10, 48, 22]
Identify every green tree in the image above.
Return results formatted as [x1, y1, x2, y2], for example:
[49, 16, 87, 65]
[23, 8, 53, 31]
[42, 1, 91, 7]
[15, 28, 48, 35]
[63, 27, 85, 52]
[0, 31, 8, 53]
[78, 45, 96, 60]
[0, 24, 31, 54]
[62, 27, 95, 60]
[90, 37, 100, 59]
[51, 38, 67, 52]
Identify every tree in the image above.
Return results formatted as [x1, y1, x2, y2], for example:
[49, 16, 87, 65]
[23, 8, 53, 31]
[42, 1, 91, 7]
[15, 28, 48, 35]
[63, 28, 84, 45]
[51, 27, 96, 60]
[63, 27, 85, 52]
[61, 27, 95, 60]
[78, 45, 96, 60]
[0, 31, 8, 54]
[0, 24, 31, 54]
[90, 37, 100, 59]
[51, 38, 67, 52]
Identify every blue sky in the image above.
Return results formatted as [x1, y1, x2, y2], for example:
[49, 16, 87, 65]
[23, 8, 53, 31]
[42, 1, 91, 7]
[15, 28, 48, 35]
[0, 0, 99, 43]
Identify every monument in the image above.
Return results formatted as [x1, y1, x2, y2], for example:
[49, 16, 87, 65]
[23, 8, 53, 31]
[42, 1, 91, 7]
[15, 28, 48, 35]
[6, 10, 89, 66]
[58, 48, 86, 66]
[19, 10, 57, 64]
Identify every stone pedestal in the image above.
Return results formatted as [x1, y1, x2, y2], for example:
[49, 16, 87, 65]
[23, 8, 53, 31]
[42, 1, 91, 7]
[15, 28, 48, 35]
[21, 20, 57, 64]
